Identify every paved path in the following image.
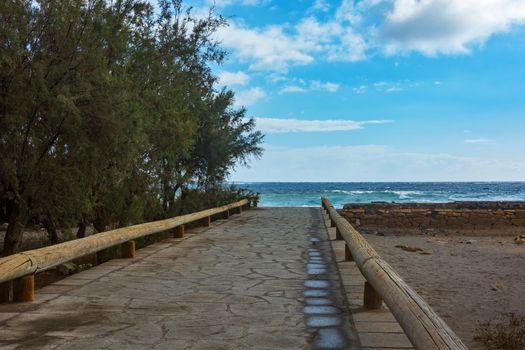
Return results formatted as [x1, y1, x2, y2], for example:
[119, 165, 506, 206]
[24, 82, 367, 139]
[0, 208, 360, 350]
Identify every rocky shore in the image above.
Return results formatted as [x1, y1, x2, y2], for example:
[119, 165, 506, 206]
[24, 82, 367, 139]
[339, 201, 525, 236]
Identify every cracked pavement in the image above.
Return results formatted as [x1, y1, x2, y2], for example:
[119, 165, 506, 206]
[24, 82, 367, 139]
[0, 208, 358, 350]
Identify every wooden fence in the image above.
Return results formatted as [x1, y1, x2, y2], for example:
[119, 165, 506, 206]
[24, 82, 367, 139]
[321, 197, 468, 350]
[0, 199, 249, 302]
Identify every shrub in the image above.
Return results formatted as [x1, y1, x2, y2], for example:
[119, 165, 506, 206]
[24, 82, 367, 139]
[474, 313, 525, 350]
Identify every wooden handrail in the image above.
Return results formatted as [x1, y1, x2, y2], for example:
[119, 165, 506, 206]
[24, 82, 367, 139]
[321, 197, 468, 350]
[0, 199, 249, 285]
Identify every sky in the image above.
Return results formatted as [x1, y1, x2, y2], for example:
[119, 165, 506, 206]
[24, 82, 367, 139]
[190, 0, 525, 182]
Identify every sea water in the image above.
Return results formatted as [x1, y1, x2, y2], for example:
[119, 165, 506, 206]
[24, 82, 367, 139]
[236, 182, 525, 208]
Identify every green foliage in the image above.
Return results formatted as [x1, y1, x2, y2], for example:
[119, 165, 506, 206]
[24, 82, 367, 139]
[0, 0, 263, 254]
[172, 185, 259, 215]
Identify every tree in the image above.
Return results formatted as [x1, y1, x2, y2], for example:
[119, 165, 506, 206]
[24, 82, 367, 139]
[0, 0, 263, 257]
[192, 90, 263, 194]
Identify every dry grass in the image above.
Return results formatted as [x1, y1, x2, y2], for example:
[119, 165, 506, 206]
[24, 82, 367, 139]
[474, 313, 525, 350]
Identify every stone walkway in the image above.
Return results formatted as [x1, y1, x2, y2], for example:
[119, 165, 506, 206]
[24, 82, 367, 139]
[0, 208, 362, 350]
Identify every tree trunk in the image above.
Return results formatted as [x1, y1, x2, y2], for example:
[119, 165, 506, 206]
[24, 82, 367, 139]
[76, 221, 87, 239]
[168, 183, 181, 215]
[162, 181, 173, 216]
[2, 203, 26, 257]
[93, 216, 106, 233]
[0, 202, 25, 303]
[43, 213, 59, 244]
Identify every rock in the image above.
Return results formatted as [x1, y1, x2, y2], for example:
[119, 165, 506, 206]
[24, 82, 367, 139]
[459, 239, 476, 244]
[395, 245, 423, 252]
[514, 235, 525, 244]
[77, 263, 93, 271]
[56, 262, 77, 275]
[341, 201, 525, 236]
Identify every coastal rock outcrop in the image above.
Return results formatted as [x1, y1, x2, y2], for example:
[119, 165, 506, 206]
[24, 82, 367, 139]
[339, 202, 525, 236]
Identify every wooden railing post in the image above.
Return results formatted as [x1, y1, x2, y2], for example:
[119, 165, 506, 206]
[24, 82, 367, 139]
[13, 275, 34, 302]
[0, 281, 11, 302]
[345, 244, 353, 261]
[364, 281, 382, 309]
[121, 240, 136, 259]
[222, 210, 230, 220]
[335, 228, 343, 240]
[174, 225, 184, 238]
[203, 216, 211, 227]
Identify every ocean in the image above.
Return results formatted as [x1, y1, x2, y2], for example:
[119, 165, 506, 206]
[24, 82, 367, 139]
[237, 182, 525, 208]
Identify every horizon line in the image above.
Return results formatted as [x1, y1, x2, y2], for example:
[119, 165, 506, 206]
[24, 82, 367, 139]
[229, 180, 525, 183]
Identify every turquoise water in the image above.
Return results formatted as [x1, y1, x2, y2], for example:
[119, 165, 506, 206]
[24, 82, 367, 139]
[236, 182, 525, 208]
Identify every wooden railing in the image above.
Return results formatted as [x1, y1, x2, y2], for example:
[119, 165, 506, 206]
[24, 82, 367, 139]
[321, 197, 468, 350]
[0, 199, 249, 302]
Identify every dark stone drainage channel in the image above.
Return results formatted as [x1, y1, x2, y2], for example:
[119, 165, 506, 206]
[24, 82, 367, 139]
[304, 208, 357, 349]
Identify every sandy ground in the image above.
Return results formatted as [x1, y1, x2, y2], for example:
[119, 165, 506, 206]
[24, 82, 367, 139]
[364, 234, 525, 350]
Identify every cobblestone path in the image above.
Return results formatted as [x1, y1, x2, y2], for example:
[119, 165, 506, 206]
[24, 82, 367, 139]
[0, 208, 358, 349]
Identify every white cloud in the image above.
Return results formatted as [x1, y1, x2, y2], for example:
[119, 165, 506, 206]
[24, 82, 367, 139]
[311, 80, 340, 92]
[268, 73, 288, 83]
[329, 28, 368, 62]
[296, 17, 368, 62]
[386, 85, 403, 92]
[254, 118, 391, 133]
[353, 80, 429, 94]
[373, 81, 403, 92]
[232, 145, 525, 181]
[217, 71, 250, 86]
[335, 0, 363, 25]
[217, 6, 369, 72]
[310, 0, 331, 13]
[279, 80, 340, 94]
[208, 0, 270, 7]
[235, 87, 266, 106]
[214, 0, 525, 73]
[353, 85, 367, 94]
[378, 0, 525, 55]
[280, 85, 307, 94]
[217, 23, 315, 71]
[464, 138, 492, 144]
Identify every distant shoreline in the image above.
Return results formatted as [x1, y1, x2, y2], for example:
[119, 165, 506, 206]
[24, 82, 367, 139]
[232, 181, 525, 184]
[240, 182, 525, 208]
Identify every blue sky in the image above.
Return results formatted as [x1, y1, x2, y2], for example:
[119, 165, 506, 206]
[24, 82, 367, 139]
[191, 0, 525, 181]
